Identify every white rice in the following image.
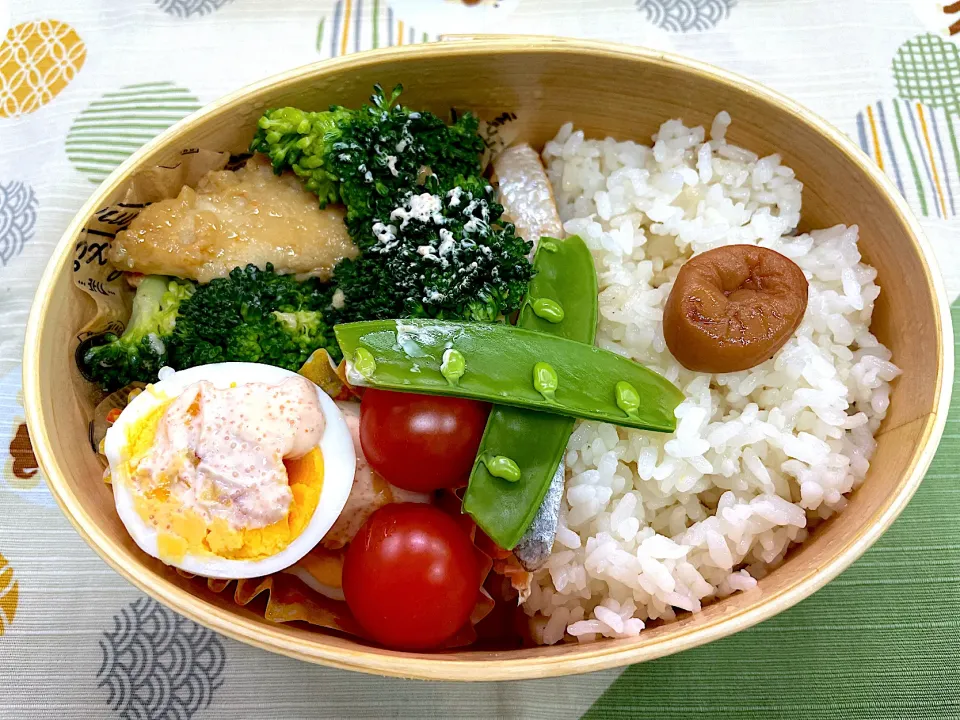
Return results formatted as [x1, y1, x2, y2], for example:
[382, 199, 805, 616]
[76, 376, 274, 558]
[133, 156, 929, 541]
[522, 114, 901, 646]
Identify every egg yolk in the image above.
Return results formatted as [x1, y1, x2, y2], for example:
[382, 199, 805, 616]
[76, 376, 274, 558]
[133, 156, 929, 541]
[121, 387, 325, 564]
[292, 546, 344, 589]
[135, 447, 324, 564]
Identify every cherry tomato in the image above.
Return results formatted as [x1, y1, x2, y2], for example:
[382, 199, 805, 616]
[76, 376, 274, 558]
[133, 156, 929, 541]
[359, 389, 489, 492]
[342, 503, 479, 650]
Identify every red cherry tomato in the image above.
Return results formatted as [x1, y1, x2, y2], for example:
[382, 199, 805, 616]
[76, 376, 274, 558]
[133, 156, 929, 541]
[359, 389, 489, 492]
[342, 503, 480, 650]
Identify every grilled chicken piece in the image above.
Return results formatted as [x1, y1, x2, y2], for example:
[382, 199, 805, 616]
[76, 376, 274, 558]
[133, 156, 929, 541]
[109, 155, 357, 283]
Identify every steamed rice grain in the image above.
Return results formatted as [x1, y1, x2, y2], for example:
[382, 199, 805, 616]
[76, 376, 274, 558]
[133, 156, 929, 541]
[522, 114, 900, 644]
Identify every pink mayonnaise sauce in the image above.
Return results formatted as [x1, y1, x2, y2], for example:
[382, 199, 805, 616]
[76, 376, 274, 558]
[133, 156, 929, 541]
[132, 376, 324, 528]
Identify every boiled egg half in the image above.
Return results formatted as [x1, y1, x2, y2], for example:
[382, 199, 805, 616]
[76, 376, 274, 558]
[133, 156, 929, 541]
[104, 362, 355, 579]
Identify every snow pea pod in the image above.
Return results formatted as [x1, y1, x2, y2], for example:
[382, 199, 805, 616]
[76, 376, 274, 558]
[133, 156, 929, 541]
[333, 324, 683, 432]
[463, 235, 597, 550]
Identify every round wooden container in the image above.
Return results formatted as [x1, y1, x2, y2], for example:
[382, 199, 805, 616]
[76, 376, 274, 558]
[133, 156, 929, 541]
[23, 37, 953, 680]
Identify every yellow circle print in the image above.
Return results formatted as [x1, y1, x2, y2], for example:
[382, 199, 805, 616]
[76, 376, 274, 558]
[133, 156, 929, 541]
[0, 19, 87, 118]
[0, 553, 17, 635]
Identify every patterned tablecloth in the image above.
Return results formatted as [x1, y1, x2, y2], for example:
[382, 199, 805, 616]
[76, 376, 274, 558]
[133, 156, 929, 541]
[1, 1, 959, 718]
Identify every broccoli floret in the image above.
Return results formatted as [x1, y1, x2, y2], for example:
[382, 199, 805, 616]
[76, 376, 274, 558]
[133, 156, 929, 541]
[273, 309, 333, 355]
[250, 85, 534, 326]
[169, 264, 340, 372]
[81, 276, 194, 391]
[327, 84, 489, 240]
[81, 266, 342, 392]
[332, 174, 533, 323]
[250, 106, 354, 206]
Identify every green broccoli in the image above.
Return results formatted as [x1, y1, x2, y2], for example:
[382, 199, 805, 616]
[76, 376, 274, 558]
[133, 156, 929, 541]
[81, 275, 194, 392]
[81, 266, 341, 392]
[168, 263, 340, 372]
[249, 84, 534, 325]
[251, 106, 354, 206]
[332, 174, 533, 323]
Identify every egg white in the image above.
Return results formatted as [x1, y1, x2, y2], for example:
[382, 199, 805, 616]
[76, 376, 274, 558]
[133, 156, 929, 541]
[104, 362, 356, 579]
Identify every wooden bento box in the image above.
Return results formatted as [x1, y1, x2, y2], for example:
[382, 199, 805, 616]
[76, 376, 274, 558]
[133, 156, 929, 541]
[23, 37, 952, 680]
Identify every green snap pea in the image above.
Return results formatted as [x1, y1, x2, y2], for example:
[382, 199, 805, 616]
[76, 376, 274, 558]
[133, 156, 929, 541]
[440, 348, 466, 385]
[482, 455, 522, 482]
[533, 361, 559, 400]
[463, 235, 598, 550]
[531, 297, 565, 323]
[352, 347, 377, 379]
[615, 380, 641, 417]
[335, 319, 682, 429]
